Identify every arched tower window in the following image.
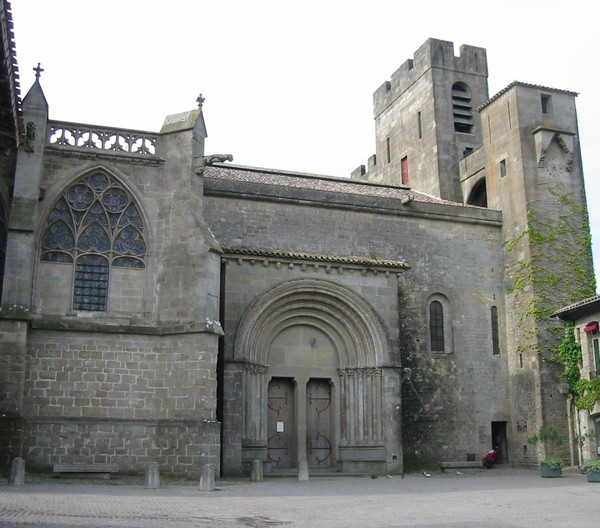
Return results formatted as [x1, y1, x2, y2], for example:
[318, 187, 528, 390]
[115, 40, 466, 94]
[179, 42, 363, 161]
[429, 300, 445, 352]
[40, 171, 146, 311]
[452, 82, 473, 134]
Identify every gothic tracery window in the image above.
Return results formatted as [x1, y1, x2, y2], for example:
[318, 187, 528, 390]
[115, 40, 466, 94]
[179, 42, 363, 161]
[40, 171, 145, 311]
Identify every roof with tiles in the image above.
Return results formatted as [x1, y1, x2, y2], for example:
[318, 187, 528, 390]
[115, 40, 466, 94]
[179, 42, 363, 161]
[204, 164, 467, 207]
[221, 245, 410, 270]
[478, 81, 578, 111]
[551, 294, 600, 319]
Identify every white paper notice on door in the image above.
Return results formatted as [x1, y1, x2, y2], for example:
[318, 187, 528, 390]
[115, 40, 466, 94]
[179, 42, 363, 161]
[277, 421, 284, 432]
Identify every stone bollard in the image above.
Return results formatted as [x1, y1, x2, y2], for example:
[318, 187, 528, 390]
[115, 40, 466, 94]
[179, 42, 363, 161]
[145, 462, 160, 489]
[297, 459, 309, 481]
[199, 463, 216, 491]
[250, 459, 263, 482]
[9, 457, 25, 486]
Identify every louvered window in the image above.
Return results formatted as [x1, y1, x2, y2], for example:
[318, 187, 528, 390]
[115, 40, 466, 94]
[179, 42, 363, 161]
[452, 82, 473, 134]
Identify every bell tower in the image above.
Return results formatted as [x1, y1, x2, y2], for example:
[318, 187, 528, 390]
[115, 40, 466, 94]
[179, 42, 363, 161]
[355, 39, 488, 202]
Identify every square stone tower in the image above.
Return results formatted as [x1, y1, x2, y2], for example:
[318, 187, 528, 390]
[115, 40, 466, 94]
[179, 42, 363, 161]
[356, 38, 488, 202]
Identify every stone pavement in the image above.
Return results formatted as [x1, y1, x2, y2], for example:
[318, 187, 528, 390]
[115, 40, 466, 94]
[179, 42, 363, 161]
[1, 466, 599, 527]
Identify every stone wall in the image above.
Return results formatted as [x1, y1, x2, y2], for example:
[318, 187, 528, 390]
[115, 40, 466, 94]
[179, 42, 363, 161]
[204, 173, 509, 465]
[14, 329, 220, 474]
[24, 419, 220, 475]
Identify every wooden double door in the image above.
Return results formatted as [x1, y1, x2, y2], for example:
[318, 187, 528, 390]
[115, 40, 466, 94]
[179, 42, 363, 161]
[267, 378, 333, 469]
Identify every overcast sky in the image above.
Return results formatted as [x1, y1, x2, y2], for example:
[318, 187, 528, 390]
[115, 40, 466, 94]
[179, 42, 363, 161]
[10, 0, 600, 294]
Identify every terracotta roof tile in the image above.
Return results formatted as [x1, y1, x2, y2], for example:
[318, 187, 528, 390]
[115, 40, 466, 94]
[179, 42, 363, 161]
[222, 245, 410, 270]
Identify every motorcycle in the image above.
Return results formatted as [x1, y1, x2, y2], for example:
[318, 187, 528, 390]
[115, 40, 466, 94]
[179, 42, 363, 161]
[482, 447, 499, 469]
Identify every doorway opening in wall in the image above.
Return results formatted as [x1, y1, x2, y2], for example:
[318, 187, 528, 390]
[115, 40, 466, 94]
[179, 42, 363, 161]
[267, 378, 297, 469]
[267, 377, 335, 471]
[491, 421, 508, 464]
[306, 378, 334, 469]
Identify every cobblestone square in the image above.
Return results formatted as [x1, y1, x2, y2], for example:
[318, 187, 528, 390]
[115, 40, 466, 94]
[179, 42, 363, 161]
[1, 468, 599, 528]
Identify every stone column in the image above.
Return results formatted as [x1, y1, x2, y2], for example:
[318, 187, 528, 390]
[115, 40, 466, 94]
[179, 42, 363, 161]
[243, 364, 267, 441]
[295, 377, 308, 469]
[338, 368, 383, 445]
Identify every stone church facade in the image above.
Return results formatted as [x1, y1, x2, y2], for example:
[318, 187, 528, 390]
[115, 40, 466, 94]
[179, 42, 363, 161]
[0, 2, 595, 476]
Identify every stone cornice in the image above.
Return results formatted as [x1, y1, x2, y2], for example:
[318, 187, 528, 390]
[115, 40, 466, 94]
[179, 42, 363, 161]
[29, 315, 223, 336]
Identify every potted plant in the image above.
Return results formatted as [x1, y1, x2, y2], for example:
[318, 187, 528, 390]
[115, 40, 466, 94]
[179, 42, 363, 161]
[528, 426, 565, 478]
[582, 459, 600, 482]
[539, 456, 564, 477]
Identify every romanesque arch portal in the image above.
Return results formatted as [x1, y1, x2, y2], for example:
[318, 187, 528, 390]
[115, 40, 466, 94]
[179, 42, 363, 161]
[233, 279, 401, 474]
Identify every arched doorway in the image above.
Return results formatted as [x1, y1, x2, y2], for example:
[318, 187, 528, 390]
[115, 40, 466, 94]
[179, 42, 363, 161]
[231, 278, 399, 474]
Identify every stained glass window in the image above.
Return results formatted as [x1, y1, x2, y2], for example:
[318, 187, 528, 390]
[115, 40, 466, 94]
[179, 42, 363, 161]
[40, 171, 146, 311]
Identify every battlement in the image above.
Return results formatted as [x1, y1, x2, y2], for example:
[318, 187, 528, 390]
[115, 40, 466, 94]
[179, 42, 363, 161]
[373, 38, 487, 118]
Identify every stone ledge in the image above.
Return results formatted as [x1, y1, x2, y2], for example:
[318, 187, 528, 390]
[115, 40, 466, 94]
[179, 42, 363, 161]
[440, 461, 482, 470]
[53, 463, 119, 473]
[29, 316, 223, 336]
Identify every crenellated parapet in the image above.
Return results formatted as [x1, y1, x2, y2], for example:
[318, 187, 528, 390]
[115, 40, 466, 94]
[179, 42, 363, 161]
[373, 38, 487, 118]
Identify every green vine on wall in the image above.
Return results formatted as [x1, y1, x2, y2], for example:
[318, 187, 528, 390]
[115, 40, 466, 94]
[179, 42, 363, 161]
[504, 181, 596, 358]
[555, 322, 600, 413]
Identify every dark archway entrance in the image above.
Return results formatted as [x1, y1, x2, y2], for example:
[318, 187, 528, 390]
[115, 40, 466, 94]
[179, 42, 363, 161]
[492, 421, 508, 464]
[466, 178, 487, 207]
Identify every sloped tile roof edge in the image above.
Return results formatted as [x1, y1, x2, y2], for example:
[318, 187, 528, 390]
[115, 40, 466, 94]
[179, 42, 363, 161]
[221, 245, 410, 271]
[478, 81, 578, 111]
[551, 294, 600, 318]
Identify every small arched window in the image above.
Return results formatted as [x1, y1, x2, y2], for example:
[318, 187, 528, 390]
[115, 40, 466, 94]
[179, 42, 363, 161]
[40, 171, 146, 311]
[429, 300, 445, 352]
[452, 82, 473, 134]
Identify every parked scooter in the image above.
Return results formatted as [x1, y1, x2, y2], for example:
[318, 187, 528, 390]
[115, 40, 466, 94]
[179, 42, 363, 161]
[482, 447, 499, 469]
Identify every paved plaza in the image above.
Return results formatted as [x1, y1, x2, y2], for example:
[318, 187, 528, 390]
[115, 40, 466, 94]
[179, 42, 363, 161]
[1, 467, 599, 527]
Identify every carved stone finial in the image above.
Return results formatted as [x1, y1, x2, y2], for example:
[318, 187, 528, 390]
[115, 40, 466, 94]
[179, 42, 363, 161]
[197, 93, 205, 108]
[33, 63, 44, 80]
